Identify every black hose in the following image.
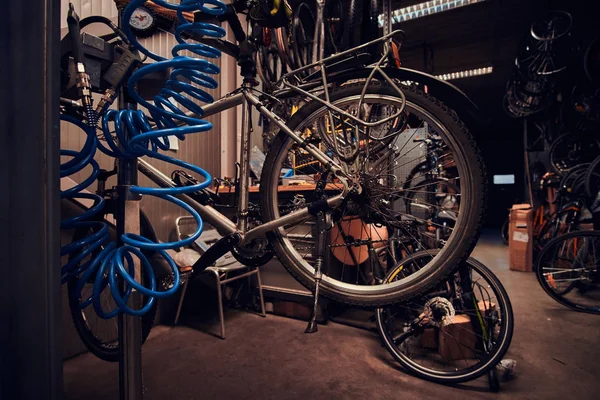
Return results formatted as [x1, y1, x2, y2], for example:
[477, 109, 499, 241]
[80, 15, 131, 46]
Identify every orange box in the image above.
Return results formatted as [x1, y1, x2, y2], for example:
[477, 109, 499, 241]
[478, 300, 496, 315]
[418, 327, 438, 350]
[438, 314, 477, 361]
[509, 204, 533, 272]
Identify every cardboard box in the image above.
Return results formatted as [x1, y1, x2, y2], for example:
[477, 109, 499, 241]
[418, 327, 438, 350]
[509, 204, 533, 272]
[438, 314, 477, 361]
[478, 300, 496, 315]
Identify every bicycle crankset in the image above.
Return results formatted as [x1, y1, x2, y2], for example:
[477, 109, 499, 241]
[231, 237, 274, 267]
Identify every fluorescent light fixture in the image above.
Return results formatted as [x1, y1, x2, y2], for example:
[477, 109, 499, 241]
[378, 0, 487, 27]
[493, 174, 515, 185]
[436, 66, 493, 81]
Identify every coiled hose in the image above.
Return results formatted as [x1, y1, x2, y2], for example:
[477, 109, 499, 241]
[67, 0, 227, 317]
[60, 115, 107, 284]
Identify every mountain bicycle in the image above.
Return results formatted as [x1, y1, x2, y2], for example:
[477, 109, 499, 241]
[61, 0, 486, 359]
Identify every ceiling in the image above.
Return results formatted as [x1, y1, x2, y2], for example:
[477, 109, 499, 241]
[382, 0, 554, 110]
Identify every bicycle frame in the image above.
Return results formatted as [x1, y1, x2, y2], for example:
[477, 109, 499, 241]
[138, 81, 352, 244]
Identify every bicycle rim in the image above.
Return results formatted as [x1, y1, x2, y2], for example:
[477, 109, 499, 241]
[260, 84, 485, 305]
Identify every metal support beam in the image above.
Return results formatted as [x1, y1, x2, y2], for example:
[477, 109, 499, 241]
[116, 107, 144, 400]
[383, 0, 393, 36]
[0, 1, 62, 399]
[117, 9, 143, 400]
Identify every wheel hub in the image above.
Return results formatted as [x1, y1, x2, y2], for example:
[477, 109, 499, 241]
[422, 297, 455, 327]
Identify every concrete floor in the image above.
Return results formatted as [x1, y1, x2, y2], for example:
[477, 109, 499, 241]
[63, 232, 600, 399]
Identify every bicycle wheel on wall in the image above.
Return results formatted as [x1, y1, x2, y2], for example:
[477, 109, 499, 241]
[585, 155, 600, 198]
[549, 133, 600, 174]
[291, 3, 315, 69]
[536, 230, 600, 314]
[324, 0, 344, 55]
[376, 251, 514, 384]
[260, 83, 486, 306]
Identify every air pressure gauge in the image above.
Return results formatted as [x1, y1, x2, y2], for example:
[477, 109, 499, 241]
[129, 6, 158, 38]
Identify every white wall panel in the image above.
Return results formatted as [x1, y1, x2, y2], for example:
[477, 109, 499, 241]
[60, 0, 227, 242]
[60, 0, 235, 361]
[61, 0, 119, 29]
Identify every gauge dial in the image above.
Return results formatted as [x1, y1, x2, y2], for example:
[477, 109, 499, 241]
[129, 6, 157, 37]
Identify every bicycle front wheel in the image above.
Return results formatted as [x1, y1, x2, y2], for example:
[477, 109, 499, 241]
[259, 83, 486, 306]
[376, 251, 514, 384]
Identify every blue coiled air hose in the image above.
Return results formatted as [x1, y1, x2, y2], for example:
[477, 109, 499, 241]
[60, 115, 109, 284]
[69, 0, 228, 317]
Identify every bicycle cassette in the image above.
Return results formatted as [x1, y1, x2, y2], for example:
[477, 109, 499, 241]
[422, 297, 455, 327]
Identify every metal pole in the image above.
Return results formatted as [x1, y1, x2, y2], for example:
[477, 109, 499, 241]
[237, 86, 253, 233]
[0, 1, 61, 399]
[313, 0, 326, 64]
[383, 0, 393, 36]
[117, 8, 143, 400]
[523, 119, 533, 206]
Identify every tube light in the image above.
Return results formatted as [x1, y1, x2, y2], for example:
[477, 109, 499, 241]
[436, 66, 493, 81]
[378, 0, 488, 27]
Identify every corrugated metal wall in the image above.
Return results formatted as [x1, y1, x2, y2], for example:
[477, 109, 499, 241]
[60, 0, 229, 359]
[61, 0, 119, 28]
[61, 0, 224, 241]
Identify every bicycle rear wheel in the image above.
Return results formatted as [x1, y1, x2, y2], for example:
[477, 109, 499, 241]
[376, 251, 514, 384]
[536, 230, 600, 314]
[260, 83, 486, 306]
[291, 3, 315, 69]
[550, 133, 600, 174]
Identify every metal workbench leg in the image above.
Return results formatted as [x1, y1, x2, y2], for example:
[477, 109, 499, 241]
[256, 269, 267, 318]
[174, 280, 190, 325]
[211, 269, 226, 339]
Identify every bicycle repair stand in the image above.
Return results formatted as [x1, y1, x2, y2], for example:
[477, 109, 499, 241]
[116, 9, 143, 400]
